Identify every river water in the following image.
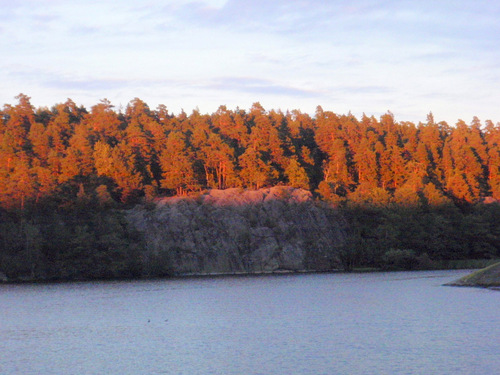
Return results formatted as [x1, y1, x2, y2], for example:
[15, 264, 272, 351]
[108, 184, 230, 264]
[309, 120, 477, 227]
[0, 270, 499, 375]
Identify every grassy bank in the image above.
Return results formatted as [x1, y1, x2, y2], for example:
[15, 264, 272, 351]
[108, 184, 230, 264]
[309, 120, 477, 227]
[446, 261, 500, 287]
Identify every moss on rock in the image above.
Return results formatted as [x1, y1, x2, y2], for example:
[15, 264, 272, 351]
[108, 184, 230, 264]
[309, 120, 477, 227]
[446, 262, 500, 288]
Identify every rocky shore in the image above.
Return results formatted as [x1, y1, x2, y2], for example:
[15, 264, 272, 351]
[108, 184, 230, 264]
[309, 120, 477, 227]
[445, 262, 500, 288]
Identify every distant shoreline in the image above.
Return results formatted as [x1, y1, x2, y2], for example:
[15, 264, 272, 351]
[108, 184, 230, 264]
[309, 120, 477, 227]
[1, 264, 494, 285]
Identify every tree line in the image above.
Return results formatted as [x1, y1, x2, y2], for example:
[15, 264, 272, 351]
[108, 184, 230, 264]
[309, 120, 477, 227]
[1, 94, 499, 281]
[1, 94, 499, 210]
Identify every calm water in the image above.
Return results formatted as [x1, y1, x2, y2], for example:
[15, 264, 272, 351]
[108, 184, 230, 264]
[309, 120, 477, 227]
[0, 270, 499, 375]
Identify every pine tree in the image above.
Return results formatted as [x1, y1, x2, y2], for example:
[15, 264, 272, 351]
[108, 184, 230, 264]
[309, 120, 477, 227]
[159, 131, 198, 195]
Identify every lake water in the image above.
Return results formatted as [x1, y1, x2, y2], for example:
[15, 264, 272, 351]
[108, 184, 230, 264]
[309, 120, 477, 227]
[0, 270, 499, 375]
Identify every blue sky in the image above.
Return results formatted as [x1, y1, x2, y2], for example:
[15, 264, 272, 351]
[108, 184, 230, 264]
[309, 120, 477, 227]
[1, 0, 499, 124]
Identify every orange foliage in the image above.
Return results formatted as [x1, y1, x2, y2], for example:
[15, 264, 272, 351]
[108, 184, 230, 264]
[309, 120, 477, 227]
[1, 94, 499, 208]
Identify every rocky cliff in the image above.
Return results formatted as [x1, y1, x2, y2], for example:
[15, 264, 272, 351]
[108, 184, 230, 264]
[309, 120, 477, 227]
[127, 186, 347, 276]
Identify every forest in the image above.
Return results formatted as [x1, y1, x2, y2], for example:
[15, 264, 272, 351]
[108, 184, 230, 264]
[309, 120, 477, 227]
[1, 94, 499, 281]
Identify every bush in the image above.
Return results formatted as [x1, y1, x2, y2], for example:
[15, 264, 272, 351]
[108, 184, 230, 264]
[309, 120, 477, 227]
[382, 249, 419, 270]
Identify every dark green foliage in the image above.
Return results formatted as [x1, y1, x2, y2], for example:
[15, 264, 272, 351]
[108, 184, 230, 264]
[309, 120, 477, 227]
[1, 199, 499, 281]
[382, 249, 419, 270]
[0, 206, 143, 281]
[338, 202, 500, 270]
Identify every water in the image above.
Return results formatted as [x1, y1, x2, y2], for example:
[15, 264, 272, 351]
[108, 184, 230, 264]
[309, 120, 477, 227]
[0, 270, 499, 375]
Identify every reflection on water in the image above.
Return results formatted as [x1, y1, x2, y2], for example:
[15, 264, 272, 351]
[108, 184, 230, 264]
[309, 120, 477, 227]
[1, 270, 499, 374]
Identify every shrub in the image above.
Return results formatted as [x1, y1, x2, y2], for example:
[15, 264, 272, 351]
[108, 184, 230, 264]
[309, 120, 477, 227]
[382, 249, 418, 270]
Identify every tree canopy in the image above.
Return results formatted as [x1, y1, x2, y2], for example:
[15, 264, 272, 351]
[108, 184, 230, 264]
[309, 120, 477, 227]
[1, 95, 499, 210]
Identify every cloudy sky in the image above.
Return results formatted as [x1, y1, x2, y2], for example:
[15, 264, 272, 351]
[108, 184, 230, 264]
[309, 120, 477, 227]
[1, 0, 499, 124]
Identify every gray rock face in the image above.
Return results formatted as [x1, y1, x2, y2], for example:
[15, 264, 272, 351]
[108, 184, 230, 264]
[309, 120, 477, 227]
[127, 187, 346, 276]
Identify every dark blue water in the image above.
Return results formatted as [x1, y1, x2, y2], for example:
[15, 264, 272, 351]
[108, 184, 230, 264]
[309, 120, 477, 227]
[1, 270, 499, 374]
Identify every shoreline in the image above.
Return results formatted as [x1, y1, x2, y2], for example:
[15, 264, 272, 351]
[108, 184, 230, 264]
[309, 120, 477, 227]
[0, 265, 489, 285]
[444, 262, 500, 289]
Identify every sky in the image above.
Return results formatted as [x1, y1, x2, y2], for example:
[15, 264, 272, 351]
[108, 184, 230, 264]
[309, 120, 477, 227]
[1, 0, 500, 124]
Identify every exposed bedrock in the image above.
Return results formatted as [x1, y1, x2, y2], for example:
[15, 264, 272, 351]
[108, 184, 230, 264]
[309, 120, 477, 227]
[127, 186, 347, 275]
